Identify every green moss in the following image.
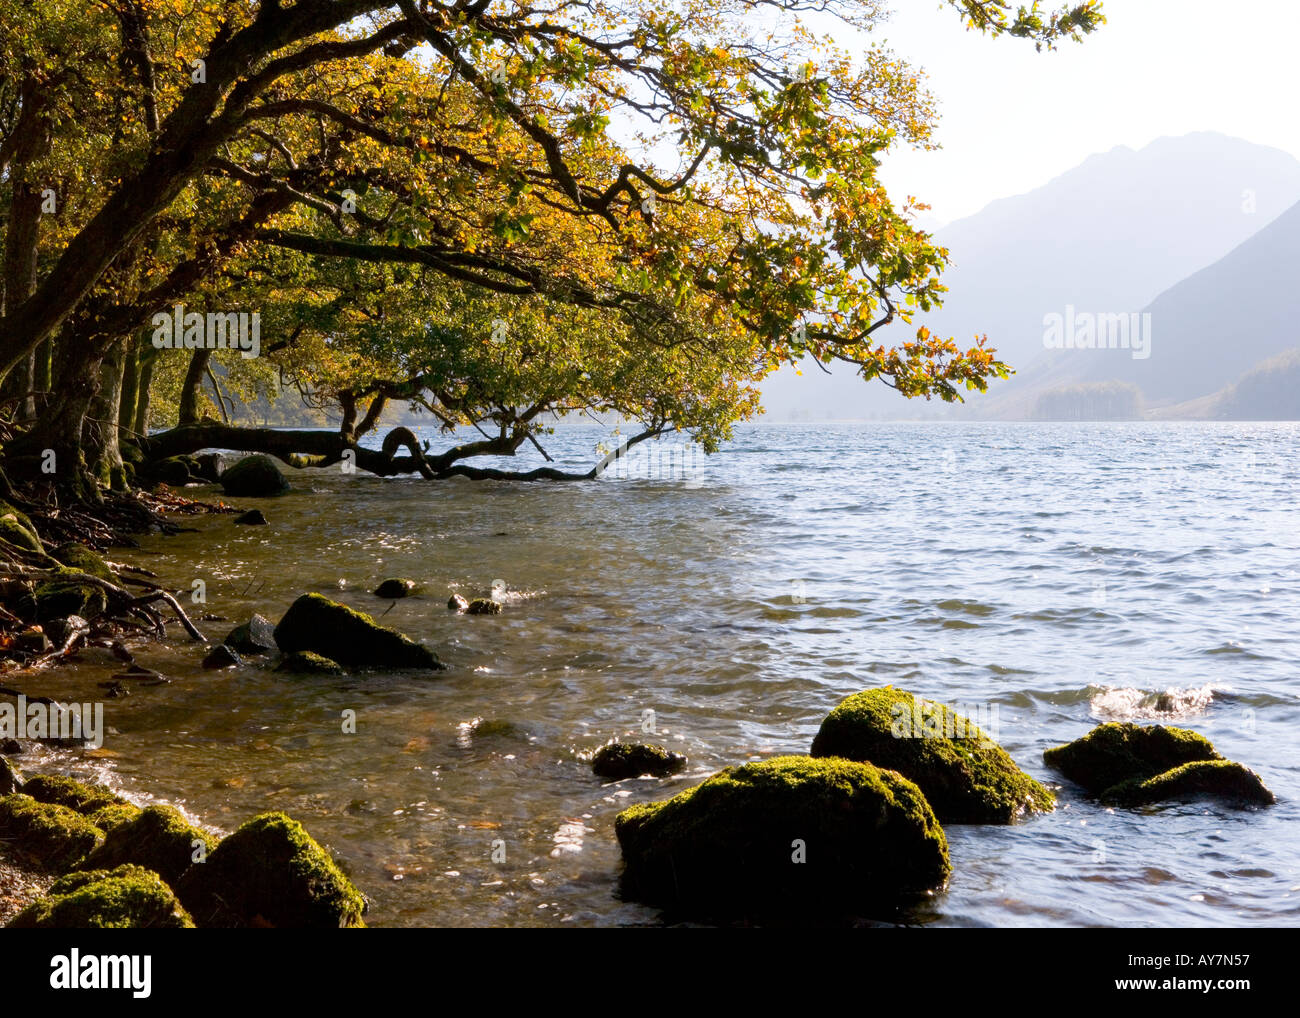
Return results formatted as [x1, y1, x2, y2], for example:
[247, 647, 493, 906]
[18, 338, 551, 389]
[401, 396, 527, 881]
[178, 811, 366, 928]
[9, 864, 194, 929]
[0, 507, 43, 554]
[466, 598, 502, 615]
[20, 565, 109, 621]
[81, 804, 216, 888]
[87, 802, 144, 833]
[810, 687, 1054, 824]
[273, 593, 442, 670]
[0, 793, 104, 871]
[1043, 722, 1221, 793]
[1102, 760, 1276, 807]
[592, 743, 687, 779]
[275, 649, 344, 675]
[615, 755, 949, 919]
[22, 775, 125, 815]
[49, 543, 114, 582]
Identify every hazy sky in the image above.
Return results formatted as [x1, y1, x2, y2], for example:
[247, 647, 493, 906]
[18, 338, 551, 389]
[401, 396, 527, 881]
[864, 0, 1300, 226]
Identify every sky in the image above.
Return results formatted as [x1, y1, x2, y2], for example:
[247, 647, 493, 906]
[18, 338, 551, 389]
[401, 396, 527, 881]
[855, 0, 1300, 227]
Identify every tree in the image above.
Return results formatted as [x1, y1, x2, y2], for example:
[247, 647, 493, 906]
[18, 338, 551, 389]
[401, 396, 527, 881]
[0, 0, 1104, 495]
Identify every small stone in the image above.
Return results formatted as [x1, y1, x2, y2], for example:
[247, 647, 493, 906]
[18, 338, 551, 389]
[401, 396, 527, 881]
[201, 644, 242, 669]
[447, 594, 468, 611]
[466, 598, 502, 616]
[593, 743, 688, 779]
[15, 628, 51, 654]
[374, 578, 419, 599]
[225, 614, 277, 654]
[234, 509, 268, 525]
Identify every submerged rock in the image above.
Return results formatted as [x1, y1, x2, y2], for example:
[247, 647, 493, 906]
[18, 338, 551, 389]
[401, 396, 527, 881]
[1103, 759, 1275, 807]
[447, 593, 468, 611]
[592, 743, 687, 780]
[275, 650, 344, 676]
[0, 794, 104, 871]
[225, 614, 277, 654]
[9, 864, 195, 929]
[201, 643, 242, 669]
[374, 578, 420, 599]
[178, 812, 365, 928]
[615, 755, 950, 919]
[81, 804, 216, 888]
[465, 598, 501, 616]
[810, 687, 1054, 824]
[233, 509, 268, 525]
[1043, 722, 1221, 794]
[274, 593, 443, 670]
[219, 454, 290, 497]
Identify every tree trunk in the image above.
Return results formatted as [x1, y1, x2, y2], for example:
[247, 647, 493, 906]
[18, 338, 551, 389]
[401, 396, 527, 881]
[134, 344, 156, 436]
[177, 348, 212, 425]
[119, 334, 140, 434]
[87, 338, 128, 489]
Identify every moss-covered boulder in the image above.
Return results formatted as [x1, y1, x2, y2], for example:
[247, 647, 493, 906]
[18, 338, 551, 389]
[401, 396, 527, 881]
[0, 794, 104, 871]
[219, 454, 290, 497]
[1103, 760, 1275, 808]
[615, 755, 950, 919]
[374, 578, 420, 598]
[9, 864, 195, 929]
[20, 567, 109, 622]
[1043, 723, 1222, 794]
[49, 543, 114, 582]
[0, 755, 23, 795]
[148, 456, 197, 487]
[87, 802, 144, 833]
[274, 593, 443, 670]
[275, 650, 345, 675]
[81, 804, 216, 888]
[178, 812, 365, 928]
[810, 688, 1054, 824]
[22, 775, 124, 815]
[592, 743, 687, 780]
[466, 598, 502, 615]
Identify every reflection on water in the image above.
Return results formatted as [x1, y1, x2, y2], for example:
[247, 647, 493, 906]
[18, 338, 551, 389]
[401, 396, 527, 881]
[16, 422, 1300, 926]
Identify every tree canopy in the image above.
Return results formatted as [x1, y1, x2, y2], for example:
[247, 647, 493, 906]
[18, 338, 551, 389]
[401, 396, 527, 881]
[0, 0, 1104, 494]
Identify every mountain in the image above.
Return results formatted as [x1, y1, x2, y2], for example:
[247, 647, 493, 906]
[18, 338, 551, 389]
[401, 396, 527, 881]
[758, 132, 1300, 420]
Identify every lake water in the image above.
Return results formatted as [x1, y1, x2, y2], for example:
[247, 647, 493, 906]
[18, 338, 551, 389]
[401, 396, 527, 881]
[17, 422, 1300, 926]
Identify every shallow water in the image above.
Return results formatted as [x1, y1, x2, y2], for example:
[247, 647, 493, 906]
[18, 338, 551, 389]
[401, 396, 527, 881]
[16, 421, 1300, 926]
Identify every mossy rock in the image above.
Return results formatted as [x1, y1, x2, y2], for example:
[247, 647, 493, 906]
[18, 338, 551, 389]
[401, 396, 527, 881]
[87, 802, 144, 833]
[275, 650, 344, 675]
[615, 755, 950, 919]
[810, 688, 1054, 824]
[374, 578, 420, 598]
[119, 442, 145, 465]
[219, 454, 290, 497]
[0, 793, 104, 871]
[1043, 722, 1221, 794]
[466, 598, 502, 615]
[81, 804, 216, 888]
[9, 864, 194, 929]
[20, 566, 109, 622]
[22, 774, 124, 815]
[592, 743, 687, 779]
[274, 593, 443, 670]
[0, 503, 43, 555]
[1103, 760, 1275, 808]
[177, 812, 366, 928]
[149, 456, 196, 487]
[0, 755, 23, 795]
[49, 543, 114, 582]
